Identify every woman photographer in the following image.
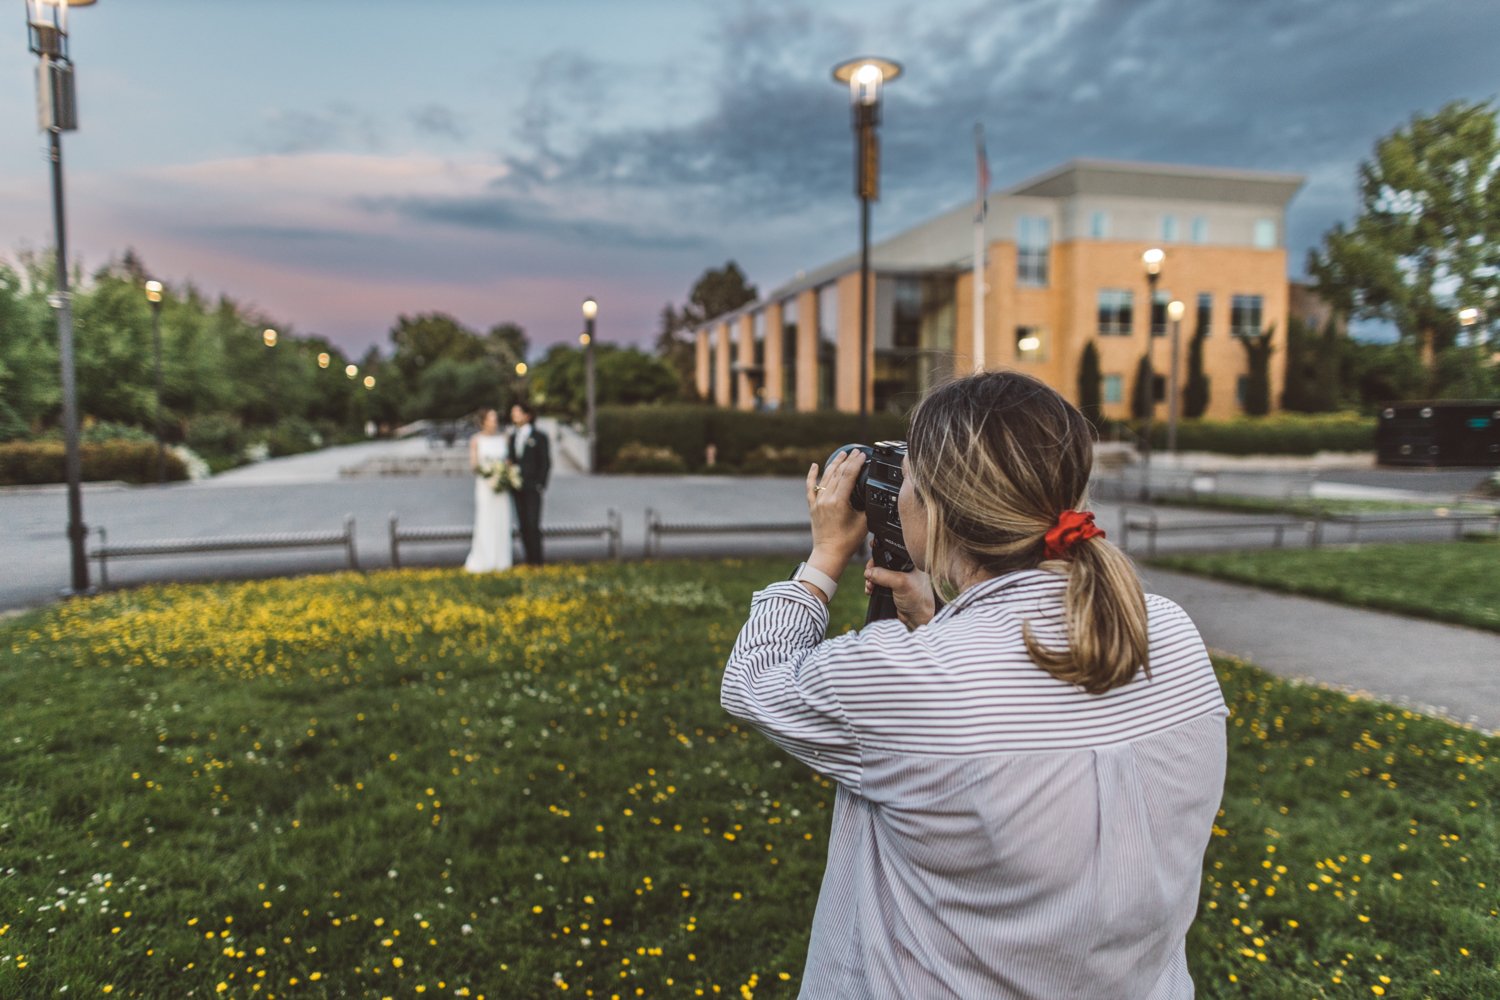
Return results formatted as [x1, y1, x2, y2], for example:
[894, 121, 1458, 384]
[721, 371, 1227, 999]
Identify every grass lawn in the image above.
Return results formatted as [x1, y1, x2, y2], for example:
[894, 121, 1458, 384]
[0, 559, 1495, 998]
[1154, 538, 1500, 633]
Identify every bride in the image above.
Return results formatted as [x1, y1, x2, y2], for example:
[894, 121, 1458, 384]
[464, 408, 515, 573]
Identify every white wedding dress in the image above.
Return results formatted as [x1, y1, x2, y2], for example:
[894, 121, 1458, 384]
[464, 433, 514, 573]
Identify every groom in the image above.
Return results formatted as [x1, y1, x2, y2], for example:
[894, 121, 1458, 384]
[508, 401, 550, 566]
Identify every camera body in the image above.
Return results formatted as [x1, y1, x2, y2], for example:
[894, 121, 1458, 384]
[827, 440, 913, 621]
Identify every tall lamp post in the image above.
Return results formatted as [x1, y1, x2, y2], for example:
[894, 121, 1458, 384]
[1139, 248, 1164, 500]
[27, 0, 97, 594]
[145, 280, 165, 483]
[832, 56, 901, 443]
[1166, 299, 1185, 456]
[581, 297, 598, 472]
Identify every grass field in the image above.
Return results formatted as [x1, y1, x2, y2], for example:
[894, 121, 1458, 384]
[0, 559, 1495, 998]
[1154, 538, 1500, 633]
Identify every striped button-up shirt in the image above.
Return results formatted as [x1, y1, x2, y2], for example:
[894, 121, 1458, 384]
[722, 568, 1228, 999]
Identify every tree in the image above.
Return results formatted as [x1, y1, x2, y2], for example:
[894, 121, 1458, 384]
[1238, 327, 1275, 416]
[529, 344, 682, 416]
[410, 357, 505, 422]
[1076, 340, 1102, 427]
[683, 262, 758, 326]
[654, 303, 696, 396]
[484, 322, 528, 371]
[1130, 354, 1154, 421]
[1281, 315, 1351, 413]
[389, 312, 485, 388]
[1308, 100, 1500, 373]
[1183, 326, 1210, 419]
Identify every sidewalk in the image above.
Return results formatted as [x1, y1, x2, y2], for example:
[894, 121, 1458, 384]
[1141, 567, 1500, 734]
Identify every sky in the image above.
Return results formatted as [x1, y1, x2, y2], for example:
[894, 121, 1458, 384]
[0, 0, 1496, 358]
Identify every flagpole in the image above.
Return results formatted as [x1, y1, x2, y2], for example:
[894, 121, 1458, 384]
[973, 124, 988, 373]
[973, 209, 985, 372]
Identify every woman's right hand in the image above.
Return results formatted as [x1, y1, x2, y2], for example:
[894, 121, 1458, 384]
[865, 561, 936, 629]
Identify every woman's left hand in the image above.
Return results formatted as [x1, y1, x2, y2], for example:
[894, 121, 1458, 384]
[805, 450, 868, 567]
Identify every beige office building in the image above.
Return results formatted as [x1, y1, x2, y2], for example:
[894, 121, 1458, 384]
[690, 158, 1303, 420]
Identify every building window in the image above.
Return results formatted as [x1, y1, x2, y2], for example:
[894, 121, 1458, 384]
[1090, 211, 1109, 239]
[1231, 294, 1264, 337]
[1017, 216, 1051, 286]
[1161, 215, 1178, 242]
[1254, 218, 1277, 249]
[1191, 216, 1208, 243]
[1103, 374, 1123, 404]
[1097, 289, 1133, 335]
[1196, 293, 1212, 337]
[1236, 375, 1250, 407]
[1151, 290, 1171, 337]
[1015, 325, 1048, 362]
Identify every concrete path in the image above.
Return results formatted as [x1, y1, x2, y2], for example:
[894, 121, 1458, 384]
[1142, 567, 1500, 734]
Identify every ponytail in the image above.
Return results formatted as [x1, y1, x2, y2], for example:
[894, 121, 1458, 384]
[1023, 537, 1150, 694]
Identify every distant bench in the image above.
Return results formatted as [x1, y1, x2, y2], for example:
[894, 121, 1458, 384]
[644, 507, 810, 558]
[91, 516, 359, 587]
[388, 509, 622, 568]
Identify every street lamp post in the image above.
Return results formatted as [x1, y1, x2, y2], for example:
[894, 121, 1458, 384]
[145, 280, 165, 483]
[832, 56, 901, 443]
[581, 297, 598, 472]
[1166, 299, 1185, 456]
[1139, 248, 1164, 500]
[28, 0, 97, 594]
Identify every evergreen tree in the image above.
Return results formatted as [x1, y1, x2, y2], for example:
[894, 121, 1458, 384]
[1184, 326, 1210, 418]
[1076, 340, 1102, 427]
[1130, 354, 1154, 421]
[1238, 326, 1275, 416]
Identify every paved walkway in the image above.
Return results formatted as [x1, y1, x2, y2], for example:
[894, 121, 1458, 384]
[1141, 568, 1500, 734]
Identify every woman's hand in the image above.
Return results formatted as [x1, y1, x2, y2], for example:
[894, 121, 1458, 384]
[865, 560, 936, 629]
[804, 450, 868, 573]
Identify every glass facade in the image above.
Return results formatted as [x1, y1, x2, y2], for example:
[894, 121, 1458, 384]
[873, 274, 956, 413]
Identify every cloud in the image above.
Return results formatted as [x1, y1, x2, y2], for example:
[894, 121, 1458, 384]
[250, 103, 385, 155]
[411, 104, 468, 141]
[363, 192, 708, 252]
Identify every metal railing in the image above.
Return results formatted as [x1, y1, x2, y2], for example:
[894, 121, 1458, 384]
[644, 507, 809, 558]
[1120, 505, 1500, 557]
[388, 509, 621, 568]
[91, 516, 358, 587]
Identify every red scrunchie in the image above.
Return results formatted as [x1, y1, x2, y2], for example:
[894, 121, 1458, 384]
[1043, 510, 1104, 560]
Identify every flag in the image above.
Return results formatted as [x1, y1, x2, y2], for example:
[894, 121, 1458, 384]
[974, 123, 990, 221]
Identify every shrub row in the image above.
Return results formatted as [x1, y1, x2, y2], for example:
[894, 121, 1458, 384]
[1102, 412, 1375, 456]
[0, 440, 189, 485]
[597, 405, 908, 471]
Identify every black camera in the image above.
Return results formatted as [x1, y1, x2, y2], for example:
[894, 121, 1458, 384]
[827, 441, 912, 623]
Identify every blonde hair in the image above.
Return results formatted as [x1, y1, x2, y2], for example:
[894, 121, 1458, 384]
[906, 371, 1149, 694]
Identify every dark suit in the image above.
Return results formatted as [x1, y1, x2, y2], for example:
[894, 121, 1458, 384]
[509, 425, 550, 565]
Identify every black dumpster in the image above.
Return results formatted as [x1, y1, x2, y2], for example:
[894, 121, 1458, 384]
[1376, 401, 1500, 467]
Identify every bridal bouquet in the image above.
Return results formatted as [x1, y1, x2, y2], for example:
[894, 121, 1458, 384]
[476, 458, 522, 494]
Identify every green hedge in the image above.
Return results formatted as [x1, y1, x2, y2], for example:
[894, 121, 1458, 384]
[1105, 413, 1375, 456]
[597, 405, 908, 471]
[0, 440, 189, 485]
